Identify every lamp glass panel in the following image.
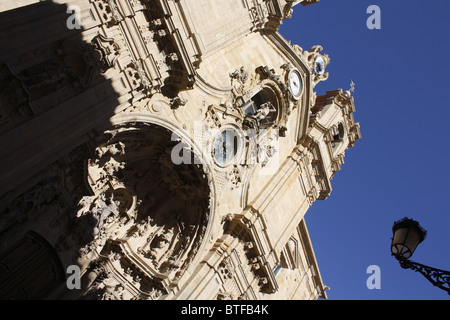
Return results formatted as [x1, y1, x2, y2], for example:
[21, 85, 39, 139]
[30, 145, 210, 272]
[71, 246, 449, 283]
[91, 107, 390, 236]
[391, 227, 410, 258]
[404, 227, 421, 255]
[392, 227, 408, 245]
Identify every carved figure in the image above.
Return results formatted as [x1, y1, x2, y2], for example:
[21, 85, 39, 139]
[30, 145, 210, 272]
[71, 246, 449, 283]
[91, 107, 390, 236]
[230, 66, 248, 97]
[89, 192, 123, 235]
[95, 142, 125, 158]
[253, 102, 275, 121]
[230, 66, 248, 84]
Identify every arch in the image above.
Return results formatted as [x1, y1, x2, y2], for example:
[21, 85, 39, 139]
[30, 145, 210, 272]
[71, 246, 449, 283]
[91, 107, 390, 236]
[109, 113, 218, 228]
[331, 122, 345, 149]
[83, 114, 218, 293]
[334, 123, 345, 142]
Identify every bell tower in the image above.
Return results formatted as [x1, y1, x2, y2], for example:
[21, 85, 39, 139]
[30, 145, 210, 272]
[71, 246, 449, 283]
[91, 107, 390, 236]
[308, 89, 361, 187]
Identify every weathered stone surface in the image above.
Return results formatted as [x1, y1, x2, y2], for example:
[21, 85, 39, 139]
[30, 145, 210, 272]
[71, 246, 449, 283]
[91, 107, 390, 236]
[0, 0, 359, 300]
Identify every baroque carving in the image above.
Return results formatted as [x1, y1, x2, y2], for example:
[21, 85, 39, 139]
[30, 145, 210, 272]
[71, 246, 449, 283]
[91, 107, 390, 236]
[0, 175, 64, 250]
[229, 66, 249, 98]
[247, 0, 269, 31]
[54, 34, 122, 91]
[16, 59, 68, 98]
[227, 165, 242, 190]
[294, 45, 330, 86]
[91, 34, 121, 73]
[223, 219, 278, 294]
[0, 64, 32, 133]
[94, 0, 124, 27]
[59, 40, 100, 89]
[170, 95, 187, 109]
[74, 124, 212, 298]
[124, 61, 153, 96]
[144, 0, 197, 90]
[0, 143, 92, 259]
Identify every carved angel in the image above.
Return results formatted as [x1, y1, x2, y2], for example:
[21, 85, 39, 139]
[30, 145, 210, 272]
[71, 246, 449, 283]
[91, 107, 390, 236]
[89, 192, 123, 235]
[230, 66, 248, 97]
[229, 66, 248, 84]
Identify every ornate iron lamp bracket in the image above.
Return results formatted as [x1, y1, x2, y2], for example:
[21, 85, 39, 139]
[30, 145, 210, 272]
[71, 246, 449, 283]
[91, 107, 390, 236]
[398, 259, 450, 295]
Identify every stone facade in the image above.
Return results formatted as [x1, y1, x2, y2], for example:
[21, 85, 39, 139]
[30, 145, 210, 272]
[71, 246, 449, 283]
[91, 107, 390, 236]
[0, 0, 359, 300]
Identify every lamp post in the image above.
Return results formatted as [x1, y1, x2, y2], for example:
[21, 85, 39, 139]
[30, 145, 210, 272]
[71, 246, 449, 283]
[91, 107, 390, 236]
[390, 217, 450, 294]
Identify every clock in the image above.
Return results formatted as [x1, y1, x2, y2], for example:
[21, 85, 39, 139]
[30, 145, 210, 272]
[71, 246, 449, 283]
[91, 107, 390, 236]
[314, 56, 326, 75]
[288, 69, 303, 100]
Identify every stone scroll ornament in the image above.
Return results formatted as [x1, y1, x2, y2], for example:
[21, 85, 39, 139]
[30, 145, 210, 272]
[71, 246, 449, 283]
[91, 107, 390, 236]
[91, 34, 121, 73]
[291, 44, 330, 86]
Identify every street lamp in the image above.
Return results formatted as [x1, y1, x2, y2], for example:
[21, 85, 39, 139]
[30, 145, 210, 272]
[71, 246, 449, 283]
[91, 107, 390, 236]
[391, 217, 450, 294]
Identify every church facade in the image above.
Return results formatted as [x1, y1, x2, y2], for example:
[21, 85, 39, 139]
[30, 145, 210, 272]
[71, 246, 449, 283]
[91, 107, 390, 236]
[0, 0, 360, 300]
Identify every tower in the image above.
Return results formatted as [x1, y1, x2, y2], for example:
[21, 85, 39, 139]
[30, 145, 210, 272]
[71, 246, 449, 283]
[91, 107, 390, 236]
[0, 0, 359, 300]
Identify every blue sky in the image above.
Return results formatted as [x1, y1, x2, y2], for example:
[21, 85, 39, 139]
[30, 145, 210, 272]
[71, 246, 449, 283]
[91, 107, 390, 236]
[279, 0, 450, 300]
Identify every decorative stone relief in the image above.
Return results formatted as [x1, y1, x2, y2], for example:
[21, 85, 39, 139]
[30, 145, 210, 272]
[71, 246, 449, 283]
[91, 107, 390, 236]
[257, 133, 278, 167]
[0, 174, 64, 249]
[93, 0, 124, 27]
[91, 34, 121, 73]
[59, 39, 101, 88]
[229, 66, 249, 98]
[227, 165, 242, 190]
[16, 59, 69, 98]
[223, 218, 278, 295]
[0, 64, 32, 133]
[74, 124, 213, 298]
[294, 45, 330, 86]
[216, 249, 249, 300]
[247, 0, 269, 31]
[124, 61, 153, 96]
[142, 0, 197, 90]
[170, 95, 187, 109]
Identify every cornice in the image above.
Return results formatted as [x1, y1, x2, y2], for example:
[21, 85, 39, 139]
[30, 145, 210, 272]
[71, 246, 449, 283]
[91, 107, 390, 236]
[224, 207, 279, 294]
[297, 220, 328, 299]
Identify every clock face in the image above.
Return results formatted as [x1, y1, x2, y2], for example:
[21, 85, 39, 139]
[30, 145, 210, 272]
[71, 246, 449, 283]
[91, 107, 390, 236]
[288, 69, 303, 99]
[212, 129, 240, 165]
[314, 56, 326, 75]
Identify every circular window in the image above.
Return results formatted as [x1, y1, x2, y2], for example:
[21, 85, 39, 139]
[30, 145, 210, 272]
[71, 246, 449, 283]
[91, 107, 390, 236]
[212, 128, 242, 166]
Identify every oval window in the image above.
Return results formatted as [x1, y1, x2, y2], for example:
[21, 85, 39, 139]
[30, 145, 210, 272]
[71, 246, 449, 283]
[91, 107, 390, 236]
[212, 128, 242, 166]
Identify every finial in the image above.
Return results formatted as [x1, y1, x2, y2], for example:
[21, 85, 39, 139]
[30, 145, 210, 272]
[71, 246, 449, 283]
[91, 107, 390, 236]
[350, 80, 355, 94]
